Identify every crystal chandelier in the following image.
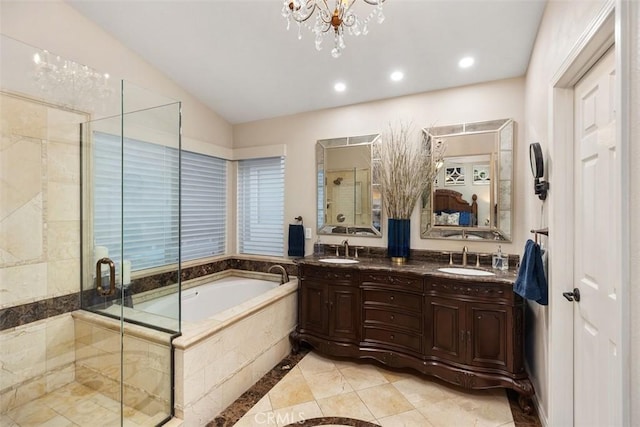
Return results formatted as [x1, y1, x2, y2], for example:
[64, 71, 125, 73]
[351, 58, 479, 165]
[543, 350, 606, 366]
[32, 50, 112, 110]
[282, 0, 386, 58]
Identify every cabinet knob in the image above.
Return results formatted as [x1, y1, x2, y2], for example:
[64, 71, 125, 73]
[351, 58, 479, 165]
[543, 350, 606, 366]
[389, 295, 395, 301]
[390, 314, 395, 321]
[390, 334, 395, 340]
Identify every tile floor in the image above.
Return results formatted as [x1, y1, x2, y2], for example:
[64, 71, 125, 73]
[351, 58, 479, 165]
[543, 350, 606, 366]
[2, 381, 169, 427]
[230, 351, 533, 427]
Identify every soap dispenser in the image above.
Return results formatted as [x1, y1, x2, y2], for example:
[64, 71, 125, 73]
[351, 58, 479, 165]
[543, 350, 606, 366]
[492, 245, 508, 270]
[314, 237, 324, 256]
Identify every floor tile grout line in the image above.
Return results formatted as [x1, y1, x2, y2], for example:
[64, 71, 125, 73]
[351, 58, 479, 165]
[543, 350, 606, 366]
[210, 349, 541, 427]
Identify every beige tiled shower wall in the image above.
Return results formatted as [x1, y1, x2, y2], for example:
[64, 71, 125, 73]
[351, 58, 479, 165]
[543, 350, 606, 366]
[0, 93, 86, 411]
[0, 93, 84, 303]
[0, 314, 76, 413]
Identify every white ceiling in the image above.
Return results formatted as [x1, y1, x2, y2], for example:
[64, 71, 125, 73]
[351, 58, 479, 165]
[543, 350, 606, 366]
[67, 0, 546, 125]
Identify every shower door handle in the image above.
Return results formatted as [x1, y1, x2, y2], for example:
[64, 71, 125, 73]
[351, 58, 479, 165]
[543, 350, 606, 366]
[96, 257, 116, 296]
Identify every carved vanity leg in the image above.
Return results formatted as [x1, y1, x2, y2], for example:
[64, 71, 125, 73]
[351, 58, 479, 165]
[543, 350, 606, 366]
[518, 394, 533, 415]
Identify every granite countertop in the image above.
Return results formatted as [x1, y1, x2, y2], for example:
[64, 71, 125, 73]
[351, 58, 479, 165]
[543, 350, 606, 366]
[296, 255, 518, 285]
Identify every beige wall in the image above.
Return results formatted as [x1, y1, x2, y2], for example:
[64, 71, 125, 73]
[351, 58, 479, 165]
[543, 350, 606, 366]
[523, 0, 640, 424]
[524, 1, 603, 423]
[234, 77, 526, 256]
[0, 0, 232, 148]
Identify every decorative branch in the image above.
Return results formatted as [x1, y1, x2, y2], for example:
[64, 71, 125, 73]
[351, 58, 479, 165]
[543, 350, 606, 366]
[375, 121, 446, 219]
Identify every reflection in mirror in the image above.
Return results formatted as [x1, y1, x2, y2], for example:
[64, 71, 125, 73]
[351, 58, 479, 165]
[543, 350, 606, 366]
[421, 119, 514, 241]
[317, 134, 382, 237]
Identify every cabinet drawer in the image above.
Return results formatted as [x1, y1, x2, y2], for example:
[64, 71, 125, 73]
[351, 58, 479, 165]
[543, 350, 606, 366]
[426, 280, 512, 303]
[363, 308, 422, 333]
[362, 289, 421, 312]
[302, 265, 356, 282]
[361, 272, 423, 291]
[363, 327, 422, 353]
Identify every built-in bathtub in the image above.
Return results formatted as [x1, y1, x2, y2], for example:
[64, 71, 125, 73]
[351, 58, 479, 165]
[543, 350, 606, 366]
[170, 272, 298, 426]
[137, 276, 280, 322]
[72, 270, 298, 427]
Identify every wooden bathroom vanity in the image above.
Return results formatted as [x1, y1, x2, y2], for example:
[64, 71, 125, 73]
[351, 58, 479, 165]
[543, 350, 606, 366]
[290, 259, 534, 413]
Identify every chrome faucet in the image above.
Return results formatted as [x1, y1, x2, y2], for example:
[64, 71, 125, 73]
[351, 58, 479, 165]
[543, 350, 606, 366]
[462, 246, 468, 266]
[268, 265, 289, 285]
[342, 239, 349, 257]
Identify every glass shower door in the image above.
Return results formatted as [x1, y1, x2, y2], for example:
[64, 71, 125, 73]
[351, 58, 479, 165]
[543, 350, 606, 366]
[80, 81, 181, 425]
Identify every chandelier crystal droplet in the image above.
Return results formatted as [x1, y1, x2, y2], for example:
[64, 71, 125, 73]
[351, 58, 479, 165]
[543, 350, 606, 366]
[282, 0, 386, 58]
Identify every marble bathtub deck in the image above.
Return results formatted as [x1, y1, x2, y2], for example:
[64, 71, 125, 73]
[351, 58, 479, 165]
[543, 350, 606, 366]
[210, 349, 542, 427]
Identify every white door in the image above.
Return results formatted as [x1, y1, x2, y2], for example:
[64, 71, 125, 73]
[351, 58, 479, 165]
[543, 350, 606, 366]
[573, 48, 622, 426]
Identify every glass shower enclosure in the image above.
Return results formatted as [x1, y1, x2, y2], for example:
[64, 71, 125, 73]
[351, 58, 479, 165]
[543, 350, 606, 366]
[80, 81, 182, 425]
[1, 35, 181, 426]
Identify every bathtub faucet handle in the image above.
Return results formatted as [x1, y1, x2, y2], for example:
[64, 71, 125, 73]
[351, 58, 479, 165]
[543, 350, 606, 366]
[268, 265, 289, 285]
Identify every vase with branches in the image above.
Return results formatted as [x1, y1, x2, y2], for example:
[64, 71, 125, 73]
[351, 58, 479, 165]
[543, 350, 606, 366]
[375, 121, 446, 262]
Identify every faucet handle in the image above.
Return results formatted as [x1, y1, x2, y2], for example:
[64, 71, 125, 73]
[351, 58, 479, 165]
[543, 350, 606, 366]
[476, 253, 480, 267]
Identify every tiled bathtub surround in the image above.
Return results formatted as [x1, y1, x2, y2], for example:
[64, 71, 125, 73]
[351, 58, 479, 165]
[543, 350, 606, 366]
[173, 278, 297, 426]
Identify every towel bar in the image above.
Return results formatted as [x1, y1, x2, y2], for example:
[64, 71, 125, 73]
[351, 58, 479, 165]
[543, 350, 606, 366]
[530, 228, 549, 244]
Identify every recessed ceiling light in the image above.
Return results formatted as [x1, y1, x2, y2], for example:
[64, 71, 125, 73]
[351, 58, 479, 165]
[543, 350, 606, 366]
[334, 82, 346, 92]
[390, 71, 404, 82]
[458, 56, 475, 68]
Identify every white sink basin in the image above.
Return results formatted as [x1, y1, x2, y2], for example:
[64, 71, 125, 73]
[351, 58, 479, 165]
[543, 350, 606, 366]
[438, 267, 495, 277]
[318, 258, 360, 264]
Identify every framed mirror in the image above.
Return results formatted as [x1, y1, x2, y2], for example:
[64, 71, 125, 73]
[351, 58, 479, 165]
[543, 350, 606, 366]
[420, 119, 514, 241]
[317, 134, 382, 237]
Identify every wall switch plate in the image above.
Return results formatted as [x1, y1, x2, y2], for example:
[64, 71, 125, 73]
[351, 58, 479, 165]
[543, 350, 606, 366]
[305, 227, 312, 239]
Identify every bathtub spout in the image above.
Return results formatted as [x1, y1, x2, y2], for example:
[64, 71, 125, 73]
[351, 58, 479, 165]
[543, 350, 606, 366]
[268, 265, 289, 285]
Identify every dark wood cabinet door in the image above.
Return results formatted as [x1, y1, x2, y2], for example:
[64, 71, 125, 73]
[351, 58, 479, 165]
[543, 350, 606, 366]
[329, 286, 359, 341]
[467, 303, 508, 369]
[299, 279, 328, 335]
[425, 296, 466, 363]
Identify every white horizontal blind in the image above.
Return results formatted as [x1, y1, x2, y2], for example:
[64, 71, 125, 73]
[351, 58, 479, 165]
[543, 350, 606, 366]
[237, 157, 285, 256]
[94, 132, 179, 271]
[181, 150, 226, 260]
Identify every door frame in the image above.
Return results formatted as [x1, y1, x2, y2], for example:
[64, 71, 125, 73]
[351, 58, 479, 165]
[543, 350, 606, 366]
[548, 0, 631, 425]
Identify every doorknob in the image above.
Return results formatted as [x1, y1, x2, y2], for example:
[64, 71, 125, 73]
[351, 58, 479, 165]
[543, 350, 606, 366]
[562, 288, 581, 302]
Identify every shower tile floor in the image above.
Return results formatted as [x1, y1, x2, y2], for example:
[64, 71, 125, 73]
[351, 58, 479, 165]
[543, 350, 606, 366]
[212, 350, 542, 427]
[3, 381, 167, 427]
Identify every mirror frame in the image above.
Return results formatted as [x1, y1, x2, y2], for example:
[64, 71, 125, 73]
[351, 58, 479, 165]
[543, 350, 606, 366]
[316, 133, 382, 237]
[420, 118, 514, 241]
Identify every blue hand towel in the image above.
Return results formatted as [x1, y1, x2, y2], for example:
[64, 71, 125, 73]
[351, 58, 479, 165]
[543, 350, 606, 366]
[513, 239, 548, 305]
[288, 224, 305, 257]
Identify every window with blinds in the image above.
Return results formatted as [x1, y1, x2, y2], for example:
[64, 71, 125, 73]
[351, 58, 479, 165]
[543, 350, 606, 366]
[93, 132, 179, 271]
[93, 133, 227, 272]
[237, 157, 285, 256]
[181, 150, 226, 261]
